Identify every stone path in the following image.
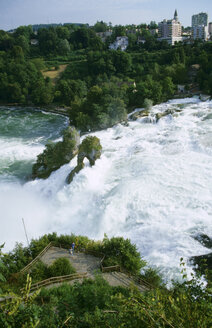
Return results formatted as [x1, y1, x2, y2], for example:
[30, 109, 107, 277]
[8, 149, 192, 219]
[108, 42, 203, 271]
[40, 246, 148, 291]
[41, 246, 100, 278]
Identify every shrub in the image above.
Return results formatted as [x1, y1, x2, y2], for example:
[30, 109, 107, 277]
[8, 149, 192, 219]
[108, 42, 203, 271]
[141, 267, 163, 288]
[56, 234, 91, 251]
[101, 236, 146, 275]
[30, 260, 49, 283]
[29, 233, 58, 258]
[48, 258, 76, 277]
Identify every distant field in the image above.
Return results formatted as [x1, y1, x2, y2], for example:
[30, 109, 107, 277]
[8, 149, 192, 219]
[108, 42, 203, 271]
[42, 64, 67, 83]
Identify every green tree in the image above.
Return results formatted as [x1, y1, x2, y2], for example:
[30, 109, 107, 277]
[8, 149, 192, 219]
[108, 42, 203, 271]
[14, 25, 33, 40]
[0, 31, 14, 51]
[55, 79, 87, 105]
[38, 27, 59, 55]
[113, 25, 126, 38]
[7, 82, 23, 103]
[162, 76, 175, 99]
[10, 45, 24, 62]
[56, 26, 70, 39]
[57, 39, 70, 55]
[93, 21, 108, 33]
[16, 35, 30, 54]
[30, 58, 46, 71]
[31, 78, 54, 105]
[102, 236, 146, 274]
[113, 51, 132, 74]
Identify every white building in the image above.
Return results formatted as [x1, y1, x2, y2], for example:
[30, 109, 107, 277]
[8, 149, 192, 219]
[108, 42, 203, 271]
[109, 36, 129, 51]
[158, 10, 182, 45]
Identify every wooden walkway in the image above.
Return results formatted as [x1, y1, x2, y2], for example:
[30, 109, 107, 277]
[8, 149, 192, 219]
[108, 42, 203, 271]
[41, 246, 100, 278]
[40, 246, 148, 291]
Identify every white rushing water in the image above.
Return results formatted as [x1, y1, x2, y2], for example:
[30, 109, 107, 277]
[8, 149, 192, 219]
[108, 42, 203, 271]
[0, 99, 212, 282]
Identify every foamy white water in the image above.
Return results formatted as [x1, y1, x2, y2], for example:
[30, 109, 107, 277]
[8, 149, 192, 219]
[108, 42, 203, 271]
[0, 99, 212, 282]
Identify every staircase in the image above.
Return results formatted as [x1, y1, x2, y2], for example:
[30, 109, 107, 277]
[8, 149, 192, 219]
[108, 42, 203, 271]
[102, 271, 148, 292]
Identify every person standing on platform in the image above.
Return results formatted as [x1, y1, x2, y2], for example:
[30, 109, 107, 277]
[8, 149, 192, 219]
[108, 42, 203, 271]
[71, 242, 75, 255]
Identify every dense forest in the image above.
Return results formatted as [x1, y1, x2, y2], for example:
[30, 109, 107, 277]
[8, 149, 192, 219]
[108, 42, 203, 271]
[0, 23, 212, 131]
[0, 233, 211, 327]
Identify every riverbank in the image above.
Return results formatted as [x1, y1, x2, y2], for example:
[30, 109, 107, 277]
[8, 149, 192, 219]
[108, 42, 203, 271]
[0, 90, 211, 130]
[0, 103, 70, 117]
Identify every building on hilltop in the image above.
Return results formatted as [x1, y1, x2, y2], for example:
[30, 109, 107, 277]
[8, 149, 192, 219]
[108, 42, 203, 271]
[191, 12, 209, 41]
[192, 12, 208, 27]
[158, 10, 182, 45]
[109, 36, 129, 51]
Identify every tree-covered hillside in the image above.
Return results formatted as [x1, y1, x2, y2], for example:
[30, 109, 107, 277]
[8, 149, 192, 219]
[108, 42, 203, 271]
[0, 23, 211, 132]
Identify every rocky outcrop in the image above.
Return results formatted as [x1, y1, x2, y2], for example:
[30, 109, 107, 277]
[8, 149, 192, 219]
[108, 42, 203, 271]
[67, 136, 102, 184]
[155, 108, 182, 122]
[32, 127, 80, 179]
[129, 109, 150, 121]
[190, 234, 212, 280]
[129, 107, 183, 122]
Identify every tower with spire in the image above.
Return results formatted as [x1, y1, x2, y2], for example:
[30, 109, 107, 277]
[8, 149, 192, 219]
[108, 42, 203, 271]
[158, 10, 182, 45]
[174, 9, 178, 21]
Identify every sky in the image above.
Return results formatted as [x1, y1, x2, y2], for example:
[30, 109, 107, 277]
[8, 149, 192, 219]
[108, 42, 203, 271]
[0, 0, 211, 31]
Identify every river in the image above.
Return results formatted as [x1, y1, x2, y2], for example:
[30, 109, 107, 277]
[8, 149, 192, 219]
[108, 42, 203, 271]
[0, 98, 212, 282]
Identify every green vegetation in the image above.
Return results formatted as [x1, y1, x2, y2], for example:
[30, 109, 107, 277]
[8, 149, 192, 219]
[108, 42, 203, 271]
[102, 236, 144, 275]
[24, 258, 76, 284]
[0, 233, 145, 279]
[67, 135, 102, 183]
[0, 244, 6, 293]
[0, 235, 211, 327]
[48, 257, 75, 277]
[32, 127, 80, 179]
[0, 24, 211, 133]
[32, 131, 102, 182]
[78, 136, 102, 166]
